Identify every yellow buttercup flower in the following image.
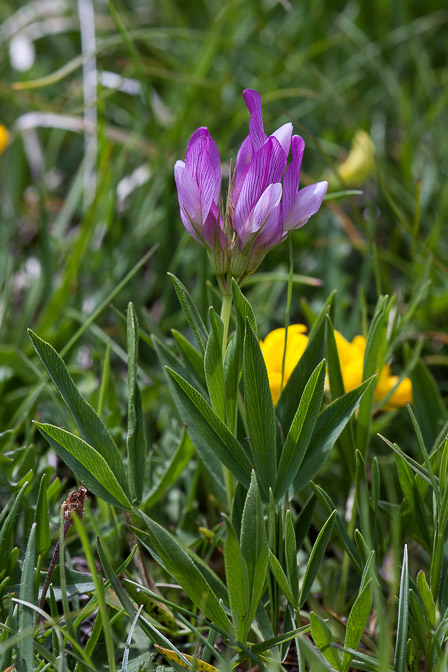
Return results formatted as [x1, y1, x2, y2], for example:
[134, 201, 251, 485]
[260, 324, 412, 409]
[333, 330, 412, 409]
[259, 325, 308, 405]
[0, 125, 10, 155]
[328, 130, 375, 188]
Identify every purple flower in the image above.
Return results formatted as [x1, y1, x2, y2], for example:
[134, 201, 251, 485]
[174, 89, 328, 280]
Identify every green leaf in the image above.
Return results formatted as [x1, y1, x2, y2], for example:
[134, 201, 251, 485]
[311, 483, 362, 574]
[342, 580, 373, 671]
[268, 551, 297, 607]
[166, 367, 252, 488]
[395, 454, 431, 549]
[18, 522, 36, 672]
[356, 296, 391, 455]
[243, 321, 277, 500]
[28, 329, 126, 488]
[34, 473, 51, 556]
[240, 472, 269, 630]
[417, 570, 435, 630]
[294, 378, 374, 492]
[232, 278, 257, 339]
[223, 335, 239, 433]
[394, 545, 409, 672]
[299, 510, 336, 608]
[224, 519, 250, 642]
[310, 612, 342, 671]
[276, 315, 326, 437]
[34, 422, 133, 510]
[127, 302, 147, 504]
[172, 330, 205, 383]
[153, 338, 225, 502]
[145, 429, 195, 510]
[294, 494, 317, 549]
[138, 512, 234, 636]
[204, 308, 225, 421]
[325, 316, 345, 401]
[285, 510, 299, 605]
[169, 273, 208, 355]
[275, 360, 326, 501]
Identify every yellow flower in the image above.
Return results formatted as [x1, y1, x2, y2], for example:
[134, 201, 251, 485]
[333, 330, 412, 409]
[0, 125, 10, 155]
[328, 130, 375, 188]
[259, 325, 308, 405]
[260, 324, 412, 410]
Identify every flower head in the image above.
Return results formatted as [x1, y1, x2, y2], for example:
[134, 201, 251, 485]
[328, 130, 375, 188]
[174, 90, 328, 283]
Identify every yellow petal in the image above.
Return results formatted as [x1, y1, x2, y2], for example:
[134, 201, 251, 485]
[0, 125, 10, 155]
[260, 324, 308, 404]
[340, 359, 364, 393]
[383, 376, 413, 410]
[331, 130, 375, 187]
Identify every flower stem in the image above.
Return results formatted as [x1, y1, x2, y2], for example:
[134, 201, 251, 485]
[219, 288, 234, 509]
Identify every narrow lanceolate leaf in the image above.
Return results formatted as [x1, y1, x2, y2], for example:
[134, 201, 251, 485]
[276, 315, 326, 437]
[204, 308, 225, 421]
[394, 546, 409, 672]
[240, 473, 269, 632]
[18, 523, 36, 672]
[342, 580, 373, 671]
[416, 570, 436, 629]
[166, 367, 252, 488]
[138, 512, 234, 637]
[34, 422, 133, 510]
[169, 273, 208, 355]
[243, 322, 277, 500]
[127, 302, 147, 504]
[325, 315, 346, 400]
[310, 612, 342, 671]
[28, 329, 126, 487]
[274, 360, 326, 501]
[294, 377, 374, 493]
[224, 519, 250, 641]
[356, 296, 391, 455]
[232, 279, 257, 342]
[299, 511, 336, 608]
[268, 551, 297, 607]
[285, 510, 299, 605]
[34, 473, 51, 556]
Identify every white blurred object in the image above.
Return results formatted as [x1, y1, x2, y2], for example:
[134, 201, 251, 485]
[117, 164, 151, 210]
[9, 33, 35, 71]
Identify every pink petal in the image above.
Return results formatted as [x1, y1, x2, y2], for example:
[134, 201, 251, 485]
[243, 89, 267, 152]
[282, 135, 305, 218]
[233, 139, 273, 237]
[250, 183, 282, 248]
[271, 123, 293, 158]
[283, 181, 328, 231]
[174, 162, 202, 241]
